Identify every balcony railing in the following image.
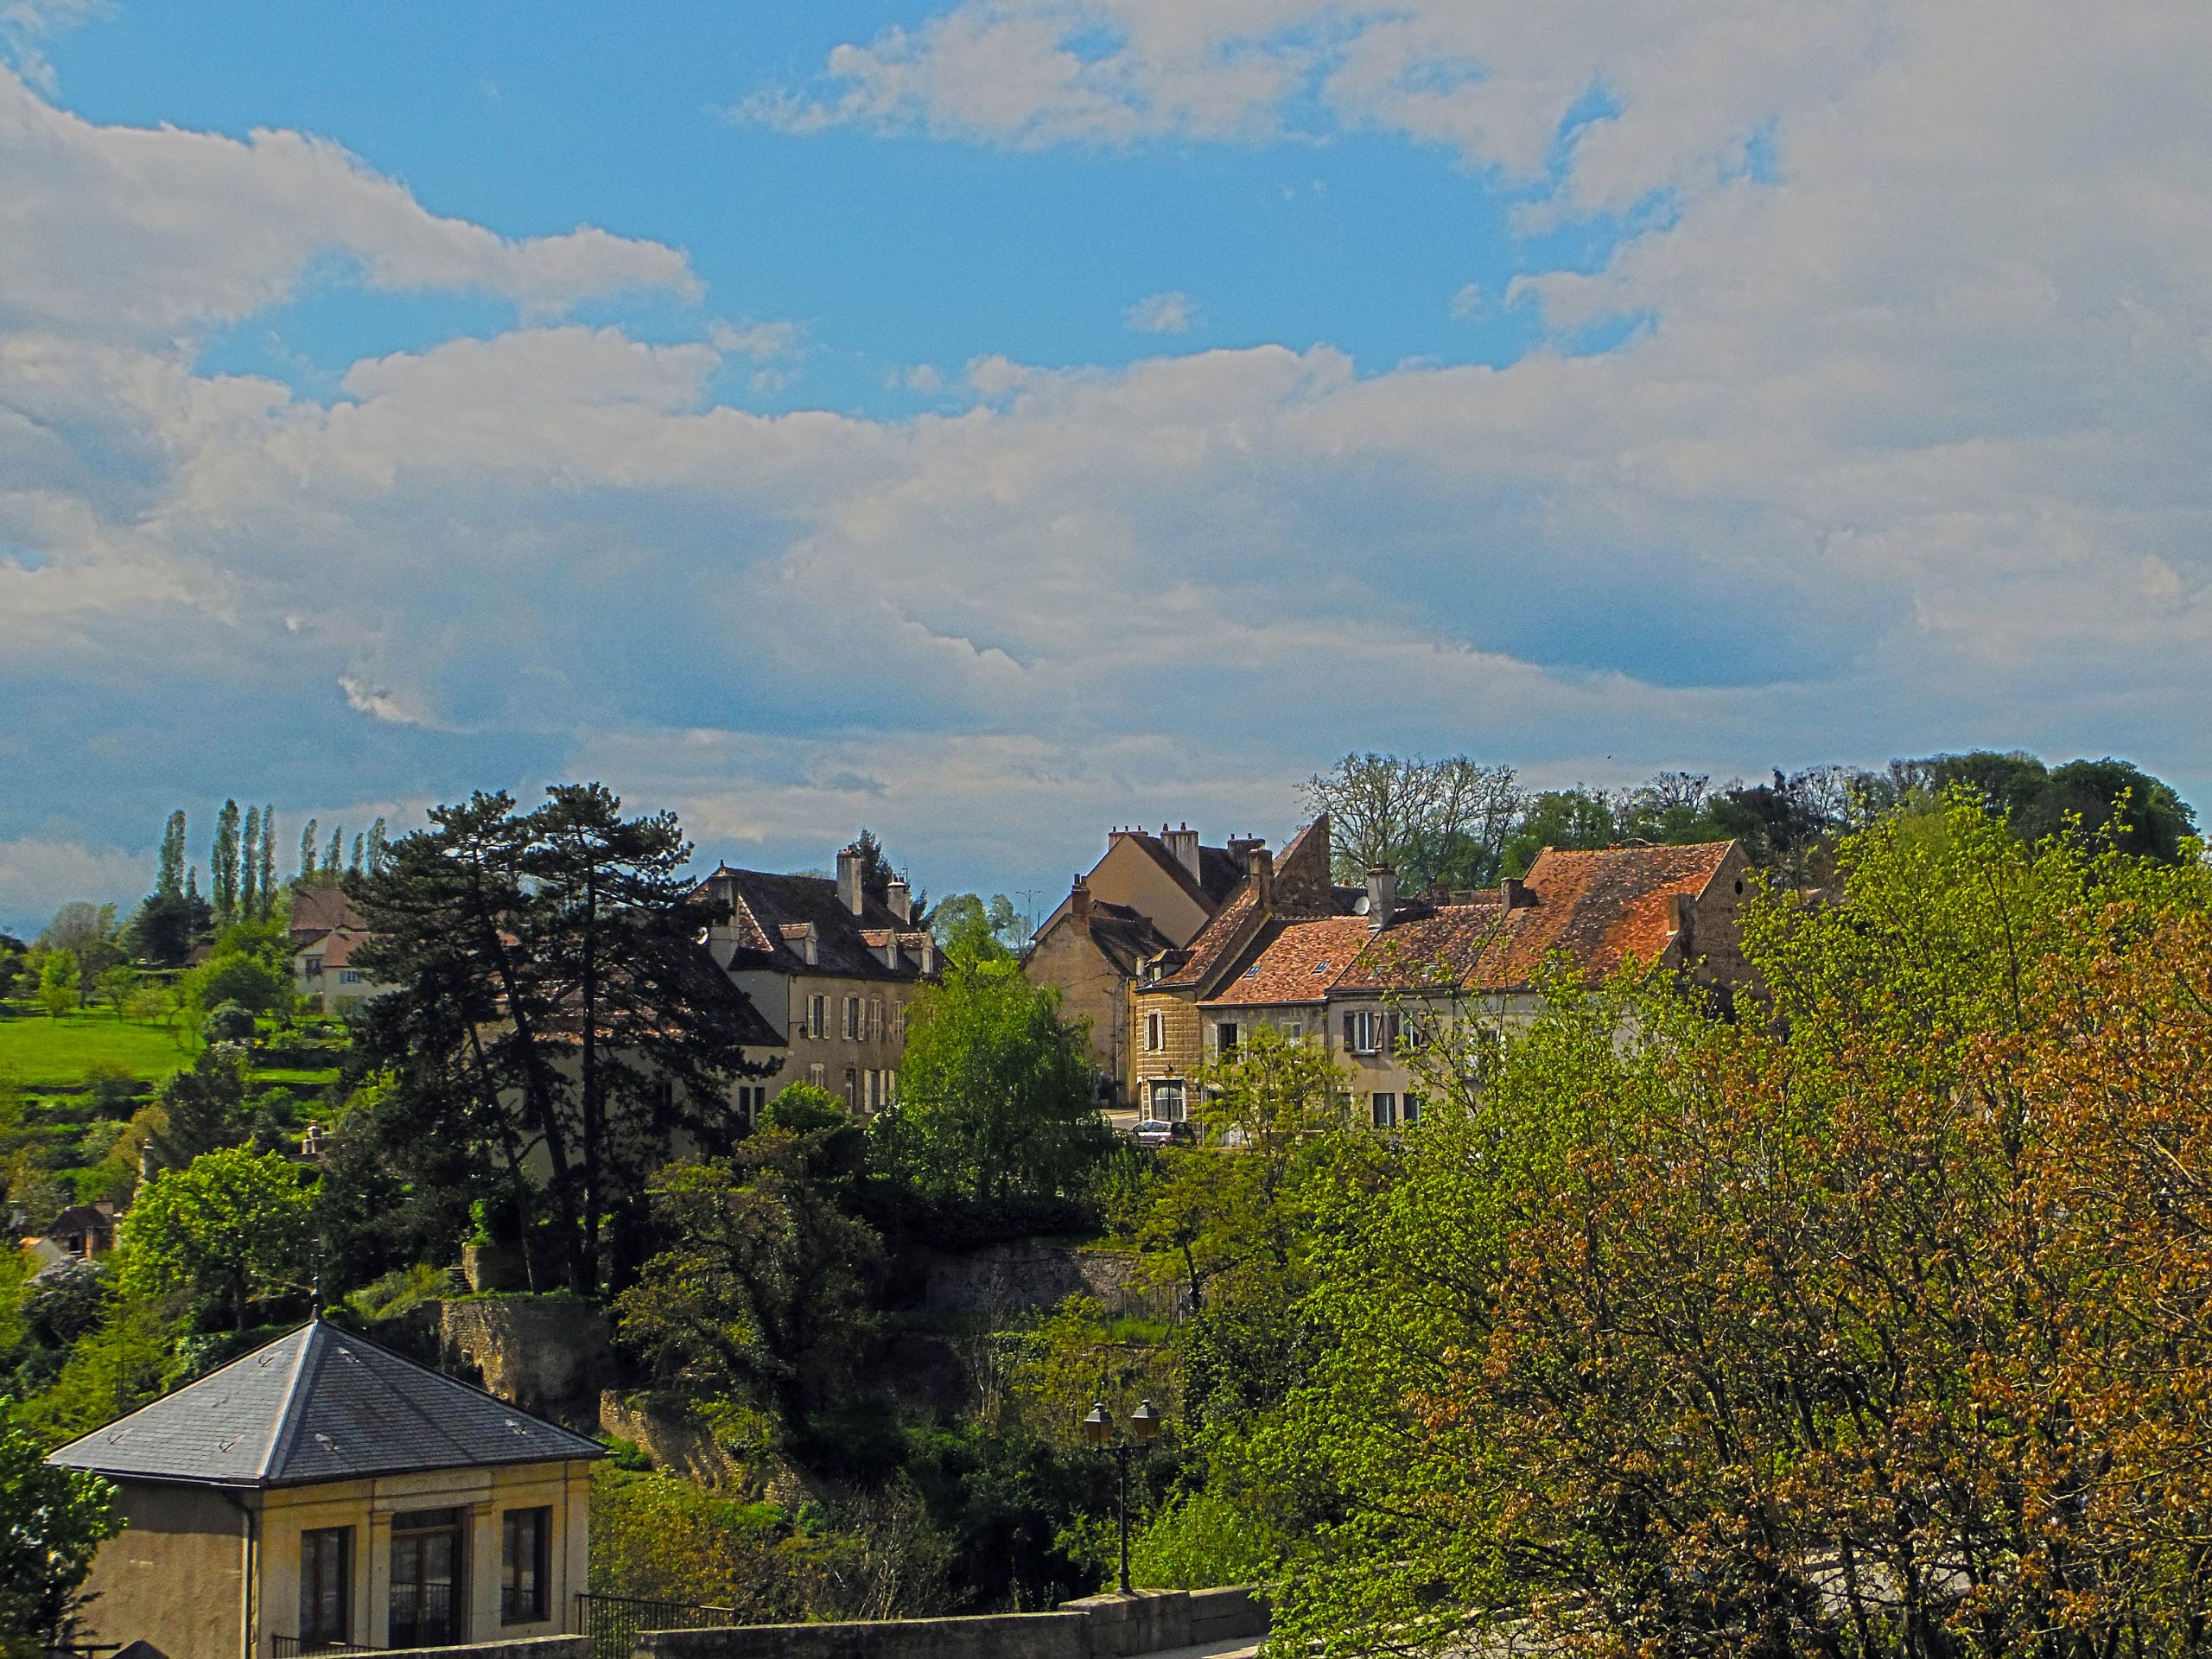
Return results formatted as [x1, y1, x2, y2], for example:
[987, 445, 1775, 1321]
[575, 1592, 743, 1659]
[271, 1637, 384, 1658]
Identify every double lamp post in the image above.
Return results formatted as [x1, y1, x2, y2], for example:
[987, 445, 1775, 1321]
[1082, 1397, 1163, 1596]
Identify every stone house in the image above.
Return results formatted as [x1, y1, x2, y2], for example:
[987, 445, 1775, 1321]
[1127, 816, 1344, 1122]
[1153, 839, 1752, 1128]
[1023, 825, 1252, 1105]
[49, 1319, 601, 1659]
[695, 845, 938, 1117]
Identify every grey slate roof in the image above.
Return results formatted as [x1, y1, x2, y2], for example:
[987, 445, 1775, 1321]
[47, 1319, 602, 1488]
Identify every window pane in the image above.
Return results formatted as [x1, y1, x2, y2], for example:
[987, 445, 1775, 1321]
[503, 1507, 549, 1624]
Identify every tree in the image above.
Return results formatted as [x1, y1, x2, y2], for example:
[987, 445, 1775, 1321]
[257, 804, 276, 917]
[156, 809, 187, 901]
[95, 963, 137, 1018]
[1499, 787, 1620, 876]
[875, 957, 1109, 1203]
[0, 1402, 119, 1653]
[614, 1112, 882, 1435]
[210, 799, 241, 928]
[1245, 803, 2212, 1659]
[240, 805, 261, 922]
[35, 950, 79, 1018]
[37, 904, 121, 983]
[181, 948, 289, 1019]
[118, 1147, 317, 1330]
[144, 1046, 250, 1169]
[297, 818, 319, 883]
[1303, 753, 1522, 891]
[353, 786, 779, 1294]
[364, 816, 389, 877]
[324, 824, 342, 878]
[928, 893, 1020, 963]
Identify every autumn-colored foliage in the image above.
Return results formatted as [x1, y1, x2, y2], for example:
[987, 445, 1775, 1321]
[1256, 804, 2212, 1659]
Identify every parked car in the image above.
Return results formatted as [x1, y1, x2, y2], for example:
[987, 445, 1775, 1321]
[1132, 1118, 1177, 1147]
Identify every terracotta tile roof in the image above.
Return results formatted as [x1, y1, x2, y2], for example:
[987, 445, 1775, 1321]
[1497, 842, 1735, 987]
[1155, 887, 1259, 989]
[1203, 916, 1375, 1007]
[1331, 900, 1511, 994]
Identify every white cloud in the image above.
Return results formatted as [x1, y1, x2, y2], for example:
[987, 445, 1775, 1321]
[0, 0, 104, 92]
[709, 319, 803, 359]
[10, 13, 2212, 915]
[1448, 283, 1483, 320]
[1123, 290, 1197, 334]
[0, 835, 147, 937]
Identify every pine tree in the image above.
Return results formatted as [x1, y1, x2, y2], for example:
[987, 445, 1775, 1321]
[298, 820, 319, 884]
[240, 807, 261, 922]
[156, 810, 187, 901]
[211, 800, 242, 928]
[257, 806, 276, 917]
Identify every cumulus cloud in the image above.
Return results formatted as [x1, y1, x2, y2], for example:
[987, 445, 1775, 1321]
[1123, 290, 1197, 334]
[8, 9, 2212, 917]
[0, 835, 147, 937]
[709, 319, 803, 359]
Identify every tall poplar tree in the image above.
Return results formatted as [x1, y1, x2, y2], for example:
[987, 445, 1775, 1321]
[210, 799, 242, 928]
[298, 820, 319, 883]
[324, 825, 342, 877]
[240, 806, 262, 921]
[257, 805, 276, 916]
[156, 810, 187, 900]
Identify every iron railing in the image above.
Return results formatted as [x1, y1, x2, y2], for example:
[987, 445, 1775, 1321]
[575, 1592, 744, 1659]
[271, 1637, 384, 1658]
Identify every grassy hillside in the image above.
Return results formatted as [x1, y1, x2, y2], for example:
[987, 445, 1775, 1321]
[0, 1008, 197, 1088]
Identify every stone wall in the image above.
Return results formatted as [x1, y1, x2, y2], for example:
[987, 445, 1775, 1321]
[438, 1296, 613, 1423]
[629, 1587, 1266, 1659]
[919, 1243, 1182, 1324]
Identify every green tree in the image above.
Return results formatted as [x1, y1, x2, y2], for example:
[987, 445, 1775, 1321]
[297, 818, 319, 884]
[1498, 787, 1620, 877]
[181, 948, 289, 1019]
[155, 809, 187, 901]
[210, 799, 241, 928]
[614, 1116, 881, 1435]
[1303, 753, 1524, 890]
[144, 1046, 250, 1169]
[118, 1147, 318, 1330]
[94, 963, 137, 1018]
[353, 786, 779, 1294]
[240, 805, 262, 922]
[876, 957, 1108, 1202]
[0, 1402, 119, 1654]
[257, 804, 277, 917]
[35, 950, 79, 1018]
[38, 904, 122, 982]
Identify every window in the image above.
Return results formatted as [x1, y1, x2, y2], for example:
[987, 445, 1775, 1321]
[1404, 1091, 1424, 1125]
[339, 969, 362, 984]
[842, 995, 861, 1040]
[1371, 1092, 1397, 1129]
[808, 1063, 825, 1088]
[1144, 1010, 1164, 1052]
[1284, 1021, 1301, 1041]
[806, 995, 826, 1039]
[1216, 1020, 1238, 1057]
[300, 1526, 353, 1648]
[1151, 1080, 1185, 1122]
[865, 1070, 883, 1111]
[843, 1066, 859, 1105]
[869, 998, 884, 1041]
[388, 1508, 464, 1649]
[501, 1507, 550, 1624]
[893, 1001, 906, 1040]
[305, 956, 324, 977]
[1343, 1010, 1380, 1054]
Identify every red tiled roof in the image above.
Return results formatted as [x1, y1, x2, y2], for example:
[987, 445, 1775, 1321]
[1156, 887, 1259, 988]
[1203, 916, 1374, 1007]
[1496, 842, 1735, 987]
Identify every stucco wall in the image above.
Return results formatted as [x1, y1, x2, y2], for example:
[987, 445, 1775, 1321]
[74, 1479, 248, 1659]
[1026, 926, 1127, 1086]
[1083, 838, 1213, 949]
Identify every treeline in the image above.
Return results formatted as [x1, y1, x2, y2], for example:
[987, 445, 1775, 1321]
[1304, 747, 2196, 890]
[120, 802, 390, 968]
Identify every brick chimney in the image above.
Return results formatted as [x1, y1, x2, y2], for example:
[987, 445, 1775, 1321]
[1366, 865, 1397, 933]
[1248, 844, 1274, 909]
[1071, 874, 1094, 930]
[887, 877, 912, 922]
[836, 845, 865, 916]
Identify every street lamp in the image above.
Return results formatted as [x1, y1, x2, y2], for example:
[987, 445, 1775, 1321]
[1083, 1398, 1163, 1595]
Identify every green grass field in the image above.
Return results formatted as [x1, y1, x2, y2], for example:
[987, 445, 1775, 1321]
[0, 1008, 198, 1087]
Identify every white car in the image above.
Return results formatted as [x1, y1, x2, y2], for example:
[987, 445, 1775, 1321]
[1132, 1118, 1178, 1147]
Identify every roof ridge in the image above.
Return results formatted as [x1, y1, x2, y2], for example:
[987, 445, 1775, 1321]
[258, 1321, 324, 1479]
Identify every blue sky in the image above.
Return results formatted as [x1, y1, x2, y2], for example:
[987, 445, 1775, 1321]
[3, 0, 2210, 934]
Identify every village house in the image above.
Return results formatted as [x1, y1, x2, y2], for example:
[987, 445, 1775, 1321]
[695, 843, 938, 1117]
[17, 1198, 117, 1273]
[1025, 823, 1254, 1105]
[1128, 816, 1346, 1122]
[288, 890, 395, 1014]
[1141, 836, 1752, 1127]
[48, 1319, 601, 1659]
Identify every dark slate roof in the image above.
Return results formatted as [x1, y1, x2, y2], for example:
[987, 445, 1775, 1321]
[698, 867, 932, 984]
[1081, 900, 1179, 978]
[47, 1319, 602, 1488]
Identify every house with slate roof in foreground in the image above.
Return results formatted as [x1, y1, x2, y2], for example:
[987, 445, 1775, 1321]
[48, 1319, 601, 1659]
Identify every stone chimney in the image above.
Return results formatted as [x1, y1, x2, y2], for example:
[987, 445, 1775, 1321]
[836, 845, 866, 916]
[887, 877, 912, 922]
[1248, 844, 1275, 909]
[1366, 865, 1397, 933]
[1071, 874, 1094, 930]
[1500, 876, 1529, 911]
[1666, 890, 1694, 955]
[1161, 823, 1200, 879]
